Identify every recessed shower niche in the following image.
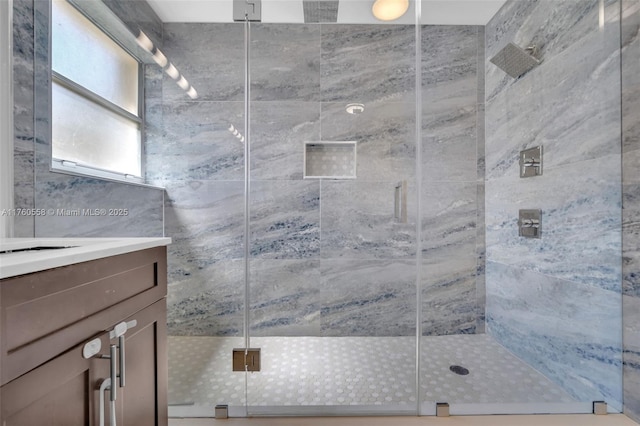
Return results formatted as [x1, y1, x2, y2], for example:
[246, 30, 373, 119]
[303, 141, 357, 179]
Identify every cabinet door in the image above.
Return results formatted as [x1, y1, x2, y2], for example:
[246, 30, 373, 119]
[0, 333, 110, 426]
[1, 298, 168, 426]
[114, 299, 168, 426]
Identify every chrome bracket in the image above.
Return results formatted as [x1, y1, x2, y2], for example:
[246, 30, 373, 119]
[233, 348, 261, 372]
[593, 401, 608, 415]
[436, 402, 450, 417]
[215, 404, 229, 419]
[233, 0, 262, 21]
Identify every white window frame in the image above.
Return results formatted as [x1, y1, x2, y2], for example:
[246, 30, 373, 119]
[50, 0, 145, 185]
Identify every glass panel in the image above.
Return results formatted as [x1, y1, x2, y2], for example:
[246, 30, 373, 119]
[246, 11, 418, 414]
[420, 0, 623, 416]
[52, 82, 141, 176]
[161, 21, 247, 417]
[52, 0, 139, 115]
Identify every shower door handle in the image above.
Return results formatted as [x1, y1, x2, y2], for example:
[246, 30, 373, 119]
[394, 180, 407, 224]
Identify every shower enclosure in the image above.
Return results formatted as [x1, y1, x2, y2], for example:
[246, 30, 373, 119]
[160, 0, 624, 418]
[165, 4, 423, 415]
[28, 0, 626, 419]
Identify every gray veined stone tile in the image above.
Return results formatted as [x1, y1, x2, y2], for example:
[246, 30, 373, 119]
[249, 259, 321, 336]
[14, 0, 35, 63]
[485, 0, 539, 58]
[622, 0, 640, 183]
[13, 0, 35, 153]
[486, 261, 622, 411]
[164, 180, 245, 263]
[623, 183, 640, 296]
[421, 107, 478, 183]
[485, 155, 622, 291]
[250, 24, 321, 102]
[476, 183, 486, 333]
[13, 151, 35, 237]
[320, 101, 416, 182]
[154, 101, 245, 182]
[167, 258, 245, 336]
[475, 270, 486, 333]
[163, 23, 244, 102]
[13, 52, 34, 152]
[320, 180, 417, 260]
[623, 1, 640, 420]
[14, 149, 34, 207]
[421, 181, 477, 260]
[33, 175, 164, 237]
[421, 28, 478, 184]
[624, 291, 640, 420]
[624, 149, 640, 185]
[250, 101, 321, 180]
[319, 259, 416, 336]
[249, 180, 320, 259]
[624, 294, 640, 353]
[422, 25, 479, 86]
[476, 103, 486, 181]
[320, 24, 415, 103]
[422, 255, 478, 336]
[477, 26, 486, 106]
[624, 342, 640, 422]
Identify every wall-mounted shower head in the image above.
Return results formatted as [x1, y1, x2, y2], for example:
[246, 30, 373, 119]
[489, 42, 541, 79]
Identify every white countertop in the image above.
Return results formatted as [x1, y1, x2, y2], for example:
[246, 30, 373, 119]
[0, 237, 171, 279]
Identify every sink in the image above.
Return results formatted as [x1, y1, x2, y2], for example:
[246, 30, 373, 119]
[0, 246, 77, 254]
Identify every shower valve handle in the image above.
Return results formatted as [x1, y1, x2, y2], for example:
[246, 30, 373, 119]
[521, 218, 540, 228]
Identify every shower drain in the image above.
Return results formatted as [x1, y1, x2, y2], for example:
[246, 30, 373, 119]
[449, 365, 470, 375]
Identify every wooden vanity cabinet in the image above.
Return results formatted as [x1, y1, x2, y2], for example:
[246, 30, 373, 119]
[0, 246, 168, 426]
[116, 299, 168, 426]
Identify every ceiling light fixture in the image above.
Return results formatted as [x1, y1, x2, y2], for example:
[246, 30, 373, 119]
[372, 0, 409, 21]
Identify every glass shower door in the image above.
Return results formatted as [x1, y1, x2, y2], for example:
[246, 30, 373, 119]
[244, 3, 420, 414]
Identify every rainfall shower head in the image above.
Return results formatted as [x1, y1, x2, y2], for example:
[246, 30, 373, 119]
[490, 42, 541, 79]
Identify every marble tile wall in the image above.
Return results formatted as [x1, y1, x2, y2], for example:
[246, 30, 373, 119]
[12, 0, 165, 238]
[485, 0, 623, 411]
[13, 0, 35, 237]
[422, 25, 483, 336]
[158, 22, 324, 336]
[161, 23, 485, 338]
[622, 0, 640, 422]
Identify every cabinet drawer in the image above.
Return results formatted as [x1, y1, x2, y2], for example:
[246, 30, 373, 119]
[1, 246, 167, 385]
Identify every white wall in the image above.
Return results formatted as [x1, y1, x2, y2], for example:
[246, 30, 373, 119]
[0, 0, 14, 238]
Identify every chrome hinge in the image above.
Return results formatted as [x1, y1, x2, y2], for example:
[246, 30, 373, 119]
[232, 348, 261, 372]
[233, 0, 262, 21]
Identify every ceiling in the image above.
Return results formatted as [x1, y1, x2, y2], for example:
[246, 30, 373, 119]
[146, 0, 507, 25]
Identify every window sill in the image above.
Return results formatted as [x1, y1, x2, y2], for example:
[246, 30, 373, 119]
[50, 160, 165, 190]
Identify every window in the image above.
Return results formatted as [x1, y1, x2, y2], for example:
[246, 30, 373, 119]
[51, 0, 142, 181]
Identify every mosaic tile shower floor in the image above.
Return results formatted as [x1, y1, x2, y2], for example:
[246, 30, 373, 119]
[169, 334, 575, 410]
